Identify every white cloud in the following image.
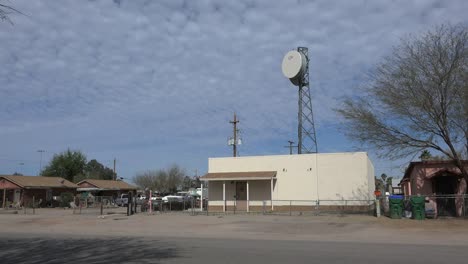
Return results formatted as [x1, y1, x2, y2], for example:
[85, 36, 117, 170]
[0, 0, 466, 177]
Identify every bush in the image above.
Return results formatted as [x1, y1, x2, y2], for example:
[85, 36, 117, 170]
[60, 192, 74, 208]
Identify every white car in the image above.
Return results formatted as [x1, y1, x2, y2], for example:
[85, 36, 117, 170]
[162, 195, 184, 203]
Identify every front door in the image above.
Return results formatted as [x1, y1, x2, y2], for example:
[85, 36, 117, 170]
[235, 182, 247, 211]
[13, 189, 21, 203]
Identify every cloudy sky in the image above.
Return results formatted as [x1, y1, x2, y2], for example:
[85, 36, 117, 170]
[0, 0, 466, 180]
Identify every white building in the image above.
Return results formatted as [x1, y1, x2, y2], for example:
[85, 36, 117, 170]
[200, 152, 375, 212]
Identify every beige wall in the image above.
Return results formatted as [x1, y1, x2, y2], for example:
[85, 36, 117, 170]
[207, 152, 374, 202]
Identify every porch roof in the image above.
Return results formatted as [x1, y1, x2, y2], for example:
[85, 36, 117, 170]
[200, 171, 276, 181]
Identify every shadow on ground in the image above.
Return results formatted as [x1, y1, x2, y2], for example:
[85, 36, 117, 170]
[0, 237, 178, 264]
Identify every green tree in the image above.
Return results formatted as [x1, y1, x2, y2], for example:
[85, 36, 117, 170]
[375, 173, 393, 194]
[419, 150, 432, 161]
[337, 24, 468, 189]
[85, 159, 116, 180]
[41, 149, 87, 182]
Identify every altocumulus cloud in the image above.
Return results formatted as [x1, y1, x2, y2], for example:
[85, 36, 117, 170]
[0, 0, 466, 176]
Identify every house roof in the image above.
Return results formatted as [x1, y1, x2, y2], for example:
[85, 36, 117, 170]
[0, 175, 78, 189]
[200, 171, 277, 181]
[76, 179, 137, 190]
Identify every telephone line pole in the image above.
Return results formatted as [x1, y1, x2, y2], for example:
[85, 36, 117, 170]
[229, 113, 240, 157]
[113, 158, 116, 180]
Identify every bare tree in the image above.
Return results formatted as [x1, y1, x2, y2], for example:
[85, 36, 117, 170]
[337, 24, 468, 191]
[132, 170, 159, 191]
[133, 165, 185, 194]
[0, 2, 21, 24]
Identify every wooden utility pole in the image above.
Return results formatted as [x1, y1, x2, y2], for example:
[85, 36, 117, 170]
[229, 113, 239, 157]
[113, 158, 116, 180]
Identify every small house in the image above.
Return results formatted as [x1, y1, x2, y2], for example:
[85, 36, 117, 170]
[0, 175, 78, 208]
[76, 179, 137, 199]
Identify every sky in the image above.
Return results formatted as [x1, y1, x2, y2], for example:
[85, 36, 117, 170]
[0, 0, 467, 181]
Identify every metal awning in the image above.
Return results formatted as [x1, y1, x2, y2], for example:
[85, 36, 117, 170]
[200, 171, 276, 181]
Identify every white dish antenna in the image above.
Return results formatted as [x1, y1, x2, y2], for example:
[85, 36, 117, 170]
[281, 50, 306, 83]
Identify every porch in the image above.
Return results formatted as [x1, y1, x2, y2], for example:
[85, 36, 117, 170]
[201, 171, 276, 212]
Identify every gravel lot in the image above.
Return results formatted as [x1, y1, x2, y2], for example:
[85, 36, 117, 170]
[1, 208, 467, 245]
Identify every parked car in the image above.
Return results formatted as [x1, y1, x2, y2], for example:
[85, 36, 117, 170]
[115, 194, 129, 206]
[162, 195, 184, 203]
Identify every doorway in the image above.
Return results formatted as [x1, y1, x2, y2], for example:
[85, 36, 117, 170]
[433, 175, 459, 217]
[235, 182, 247, 211]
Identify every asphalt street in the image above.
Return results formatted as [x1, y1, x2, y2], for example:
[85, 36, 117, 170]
[0, 236, 466, 264]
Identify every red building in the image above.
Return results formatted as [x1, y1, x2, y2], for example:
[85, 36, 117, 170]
[399, 160, 468, 217]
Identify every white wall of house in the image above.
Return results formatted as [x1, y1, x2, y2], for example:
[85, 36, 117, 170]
[207, 152, 375, 202]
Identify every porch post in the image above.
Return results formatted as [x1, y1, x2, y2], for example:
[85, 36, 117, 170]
[2, 188, 6, 209]
[223, 181, 226, 212]
[271, 178, 274, 211]
[200, 183, 204, 211]
[246, 181, 250, 212]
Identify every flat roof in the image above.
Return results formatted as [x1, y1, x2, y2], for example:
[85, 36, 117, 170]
[200, 171, 276, 181]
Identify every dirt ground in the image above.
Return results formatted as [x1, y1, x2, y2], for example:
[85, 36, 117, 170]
[1, 208, 467, 246]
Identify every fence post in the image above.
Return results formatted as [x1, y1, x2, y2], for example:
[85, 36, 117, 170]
[375, 198, 381, 218]
[191, 197, 194, 216]
[289, 200, 292, 216]
[464, 194, 466, 218]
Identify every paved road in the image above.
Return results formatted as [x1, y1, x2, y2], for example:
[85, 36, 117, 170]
[0, 236, 466, 264]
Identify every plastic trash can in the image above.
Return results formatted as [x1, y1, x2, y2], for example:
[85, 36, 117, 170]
[410, 196, 425, 220]
[389, 195, 404, 219]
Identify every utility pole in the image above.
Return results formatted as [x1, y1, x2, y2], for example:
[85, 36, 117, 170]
[284, 140, 297, 155]
[229, 113, 240, 157]
[37, 150, 45, 175]
[113, 158, 116, 180]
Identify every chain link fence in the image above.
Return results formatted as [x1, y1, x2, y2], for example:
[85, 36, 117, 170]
[377, 194, 468, 218]
[202, 199, 375, 216]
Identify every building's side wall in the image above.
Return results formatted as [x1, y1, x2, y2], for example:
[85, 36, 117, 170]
[316, 153, 371, 201]
[367, 156, 376, 199]
[208, 152, 372, 202]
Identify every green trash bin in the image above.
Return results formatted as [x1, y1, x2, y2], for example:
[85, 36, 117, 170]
[410, 196, 425, 220]
[389, 195, 404, 219]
